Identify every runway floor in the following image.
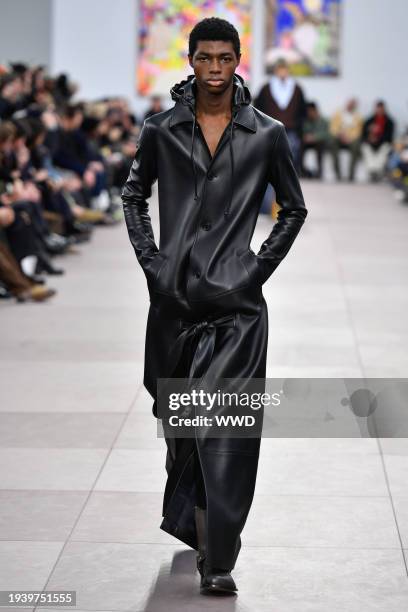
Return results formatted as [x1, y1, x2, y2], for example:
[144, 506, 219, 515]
[1, 181, 408, 611]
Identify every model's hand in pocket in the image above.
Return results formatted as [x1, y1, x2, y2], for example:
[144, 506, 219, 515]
[143, 251, 167, 289]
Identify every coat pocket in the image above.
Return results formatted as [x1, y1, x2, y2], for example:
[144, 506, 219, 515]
[239, 249, 262, 287]
[144, 251, 167, 286]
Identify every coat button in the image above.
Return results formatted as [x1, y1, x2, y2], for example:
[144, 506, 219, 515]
[201, 222, 211, 231]
[194, 270, 201, 278]
[207, 172, 216, 180]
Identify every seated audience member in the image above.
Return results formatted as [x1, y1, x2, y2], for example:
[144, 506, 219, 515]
[361, 100, 395, 182]
[386, 127, 408, 203]
[1, 118, 69, 267]
[329, 98, 363, 181]
[52, 103, 111, 211]
[23, 114, 94, 240]
[36, 106, 111, 230]
[52, 73, 78, 107]
[0, 179, 64, 277]
[93, 99, 138, 191]
[0, 73, 24, 120]
[0, 206, 56, 302]
[254, 57, 306, 174]
[300, 102, 330, 179]
[143, 95, 165, 122]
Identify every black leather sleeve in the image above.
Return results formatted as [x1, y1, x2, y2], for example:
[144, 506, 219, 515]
[256, 123, 308, 283]
[121, 120, 159, 269]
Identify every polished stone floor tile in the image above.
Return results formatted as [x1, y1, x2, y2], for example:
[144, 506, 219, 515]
[0, 413, 125, 447]
[70, 492, 170, 544]
[93, 449, 167, 493]
[0, 541, 64, 590]
[260, 437, 380, 455]
[382, 455, 408, 497]
[0, 491, 87, 541]
[244, 494, 399, 548]
[392, 498, 408, 549]
[0, 362, 142, 413]
[256, 450, 389, 496]
[0, 449, 108, 490]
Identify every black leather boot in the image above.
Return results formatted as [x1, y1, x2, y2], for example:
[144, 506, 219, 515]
[200, 565, 238, 595]
[194, 505, 238, 595]
[194, 505, 206, 577]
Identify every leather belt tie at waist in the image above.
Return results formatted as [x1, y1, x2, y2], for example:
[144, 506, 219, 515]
[173, 312, 236, 380]
[154, 313, 236, 419]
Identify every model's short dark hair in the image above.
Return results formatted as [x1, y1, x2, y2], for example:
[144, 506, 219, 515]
[188, 17, 241, 58]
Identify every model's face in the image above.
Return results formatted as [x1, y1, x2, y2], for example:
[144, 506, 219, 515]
[189, 40, 240, 94]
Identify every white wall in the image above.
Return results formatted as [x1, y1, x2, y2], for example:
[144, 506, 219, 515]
[51, 0, 139, 109]
[0, 0, 52, 66]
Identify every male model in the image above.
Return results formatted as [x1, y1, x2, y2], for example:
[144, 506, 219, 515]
[122, 17, 308, 596]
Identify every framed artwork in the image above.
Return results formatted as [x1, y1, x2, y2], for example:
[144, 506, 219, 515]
[264, 0, 342, 76]
[137, 0, 252, 96]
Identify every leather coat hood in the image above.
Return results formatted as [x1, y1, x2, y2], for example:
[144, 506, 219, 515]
[169, 72, 252, 216]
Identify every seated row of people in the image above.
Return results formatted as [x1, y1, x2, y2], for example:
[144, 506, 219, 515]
[299, 98, 395, 182]
[253, 58, 397, 184]
[0, 63, 141, 303]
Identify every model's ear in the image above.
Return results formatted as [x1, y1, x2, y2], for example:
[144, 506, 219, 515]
[188, 55, 193, 69]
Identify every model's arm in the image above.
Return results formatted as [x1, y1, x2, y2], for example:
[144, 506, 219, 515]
[121, 120, 159, 270]
[256, 123, 308, 283]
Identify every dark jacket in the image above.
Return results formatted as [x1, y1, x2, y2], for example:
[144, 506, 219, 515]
[253, 80, 306, 133]
[52, 128, 103, 177]
[121, 72, 308, 316]
[362, 113, 395, 149]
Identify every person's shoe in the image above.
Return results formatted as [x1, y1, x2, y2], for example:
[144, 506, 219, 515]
[200, 564, 238, 595]
[16, 285, 57, 303]
[25, 273, 46, 285]
[43, 232, 70, 254]
[0, 283, 13, 299]
[76, 208, 105, 224]
[35, 252, 65, 276]
[71, 232, 91, 244]
[194, 505, 238, 595]
[300, 168, 313, 179]
[70, 220, 93, 234]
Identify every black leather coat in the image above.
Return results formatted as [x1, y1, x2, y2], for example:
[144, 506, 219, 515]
[121, 72, 308, 571]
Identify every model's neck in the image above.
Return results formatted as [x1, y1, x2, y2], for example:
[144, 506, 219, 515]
[194, 81, 234, 118]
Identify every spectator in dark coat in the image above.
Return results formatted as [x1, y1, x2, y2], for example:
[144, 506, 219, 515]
[361, 100, 395, 182]
[254, 57, 306, 173]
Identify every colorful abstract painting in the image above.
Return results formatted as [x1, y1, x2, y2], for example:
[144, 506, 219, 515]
[137, 0, 252, 96]
[265, 0, 342, 76]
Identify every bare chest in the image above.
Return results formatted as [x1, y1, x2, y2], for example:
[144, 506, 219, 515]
[197, 117, 231, 159]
